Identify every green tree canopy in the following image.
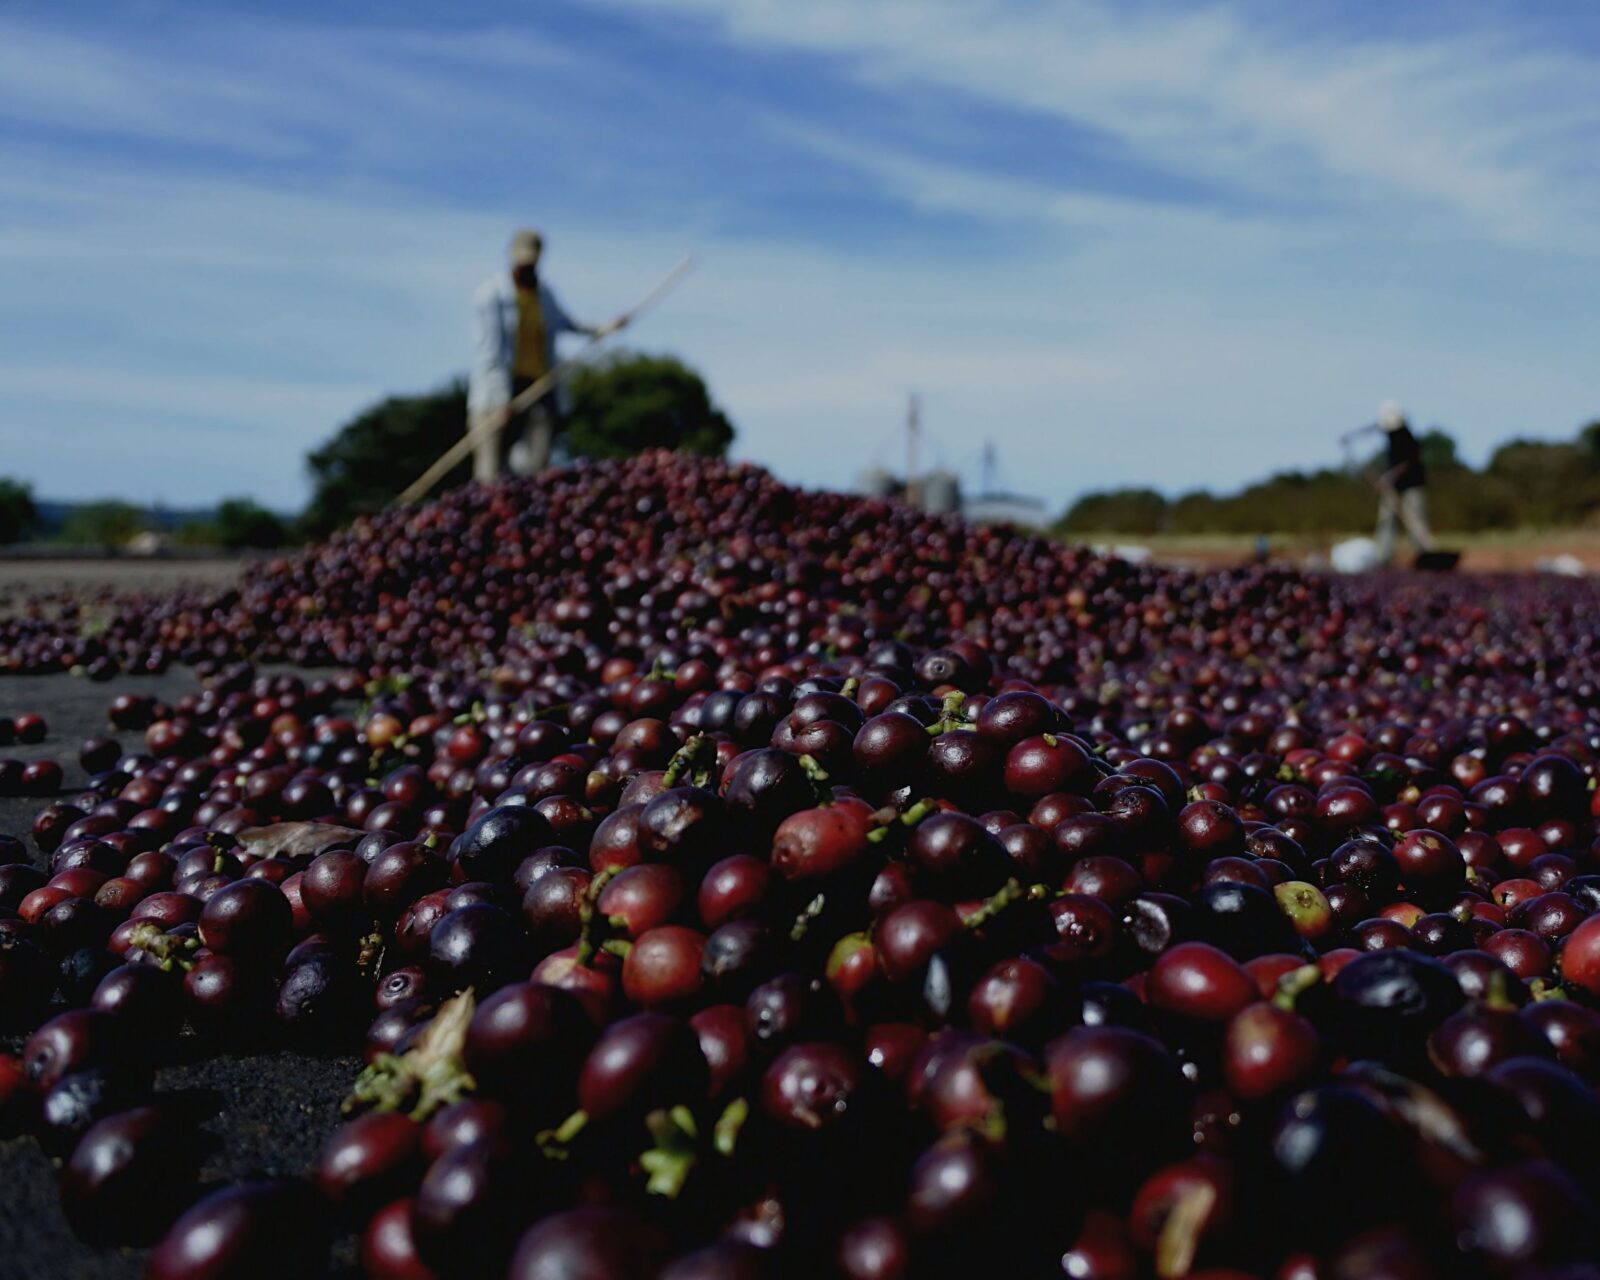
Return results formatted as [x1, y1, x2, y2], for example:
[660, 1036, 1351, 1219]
[302, 380, 470, 537]
[1058, 488, 1168, 536]
[214, 498, 290, 550]
[1418, 429, 1465, 474]
[60, 501, 146, 547]
[1485, 437, 1600, 526]
[565, 352, 735, 461]
[0, 478, 38, 544]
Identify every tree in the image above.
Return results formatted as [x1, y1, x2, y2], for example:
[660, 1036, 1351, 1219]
[1417, 429, 1464, 475]
[60, 501, 146, 548]
[564, 353, 735, 461]
[302, 380, 470, 537]
[0, 478, 37, 544]
[214, 498, 289, 550]
[1057, 488, 1168, 536]
[1486, 438, 1600, 526]
[1578, 420, 1600, 459]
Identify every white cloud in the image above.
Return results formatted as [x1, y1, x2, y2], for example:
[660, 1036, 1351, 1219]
[606, 0, 1600, 244]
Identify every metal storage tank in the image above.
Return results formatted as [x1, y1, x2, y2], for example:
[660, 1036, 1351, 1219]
[920, 470, 961, 515]
[858, 467, 899, 499]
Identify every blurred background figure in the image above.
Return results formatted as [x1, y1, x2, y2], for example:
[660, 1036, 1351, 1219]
[469, 229, 602, 480]
[1345, 400, 1433, 564]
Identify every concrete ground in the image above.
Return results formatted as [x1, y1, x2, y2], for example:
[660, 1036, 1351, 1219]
[0, 558, 244, 620]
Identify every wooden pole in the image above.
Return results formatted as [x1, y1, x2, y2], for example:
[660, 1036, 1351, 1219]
[394, 256, 695, 507]
[904, 393, 921, 508]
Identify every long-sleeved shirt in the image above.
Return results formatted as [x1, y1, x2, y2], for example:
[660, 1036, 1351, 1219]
[469, 274, 582, 416]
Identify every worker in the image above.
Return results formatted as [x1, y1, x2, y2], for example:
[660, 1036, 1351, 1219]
[468, 229, 609, 481]
[1345, 401, 1433, 565]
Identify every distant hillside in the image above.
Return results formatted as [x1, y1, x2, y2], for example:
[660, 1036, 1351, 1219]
[31, 500, 220, 538]
[8, 497, 290, 552]
[1057, 420, 1600, 537]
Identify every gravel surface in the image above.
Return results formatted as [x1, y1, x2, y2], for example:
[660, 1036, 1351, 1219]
[0, 669, 359, 1280]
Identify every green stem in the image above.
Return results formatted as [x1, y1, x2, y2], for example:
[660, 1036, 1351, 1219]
[789, 892, 827, 942]
[125, 922, 200, 973]
[343, 989, 477, 1121]
[925, 691, 971, 735]
[898, 799, 938, 826]
[797, 754, 833, 804]
[576, 865, 623, 968]
[536, 1108, 590, 1159]
[640, 1105, 699, 1198]
[664, 733, 717, 789]
[1482, 970, 1518, 1013]
[867, 797, 939, 843]
[713, 1097, 749, 1157]
[1272, 964, 1322, 1012]
[961, 879, 1025, 930]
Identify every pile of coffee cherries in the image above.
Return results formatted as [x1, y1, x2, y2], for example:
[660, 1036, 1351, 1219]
[1, 454, 1600, 1278]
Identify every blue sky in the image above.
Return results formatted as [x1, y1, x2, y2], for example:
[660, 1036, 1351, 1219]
[2, 1, 1599, 512]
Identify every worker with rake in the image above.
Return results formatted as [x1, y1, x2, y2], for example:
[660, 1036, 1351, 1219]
[469, 229, 607, 481]
[1345, 401, 1435, 565]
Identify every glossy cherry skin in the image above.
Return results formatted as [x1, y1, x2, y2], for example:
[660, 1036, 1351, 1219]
[1395, 825, 1465, 896]
[427, 904, 528, 995]
[1044, 1025, 1186, 1158]
[771, 805, 870, 883]
[1521, 1000, 1600, 1081]
[1003, 733, 1091, 801]
[315, 1111, 423, 1212]
[697, 854, 775, 929]
[507, 1206, 669, 1280]
[659, 1240, 775, 1280]
[690, 1003, 750, 1099]
[1451, 1159, 1597, 1270]
[462, 981, 592, 1105]
[23, 1009, 125, 1092]
[1222, 1002, 1320, 1099]
[410, 1138, 527, 1280]
[59, 1105, 199, 1244]
[876, 900, 962, 984]
[622, 925, 708, 1008]
[145, 1180, 329, 1280]
[1147, 942, 1259, 1024]
[90, 963, 184, 1039]
[761, 1040, 871, 1132]
[197, 879, 292, 957]
[1558, 913, 1600, 995]
[578, 1011, 707, 1121]
[965, 956, 1064, 1044]
[361, 1197, 437, 1280]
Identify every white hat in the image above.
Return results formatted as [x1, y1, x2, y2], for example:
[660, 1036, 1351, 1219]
[509, 228, 543, 268]
[1377, 400, 1406, 432]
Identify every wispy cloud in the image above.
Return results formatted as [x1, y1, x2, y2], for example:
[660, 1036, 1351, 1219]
[0, 17, 306, 156]
[607, 0, 1600, 244]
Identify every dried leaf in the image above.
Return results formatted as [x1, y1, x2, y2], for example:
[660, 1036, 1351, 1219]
[237, 822, 366, 860]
